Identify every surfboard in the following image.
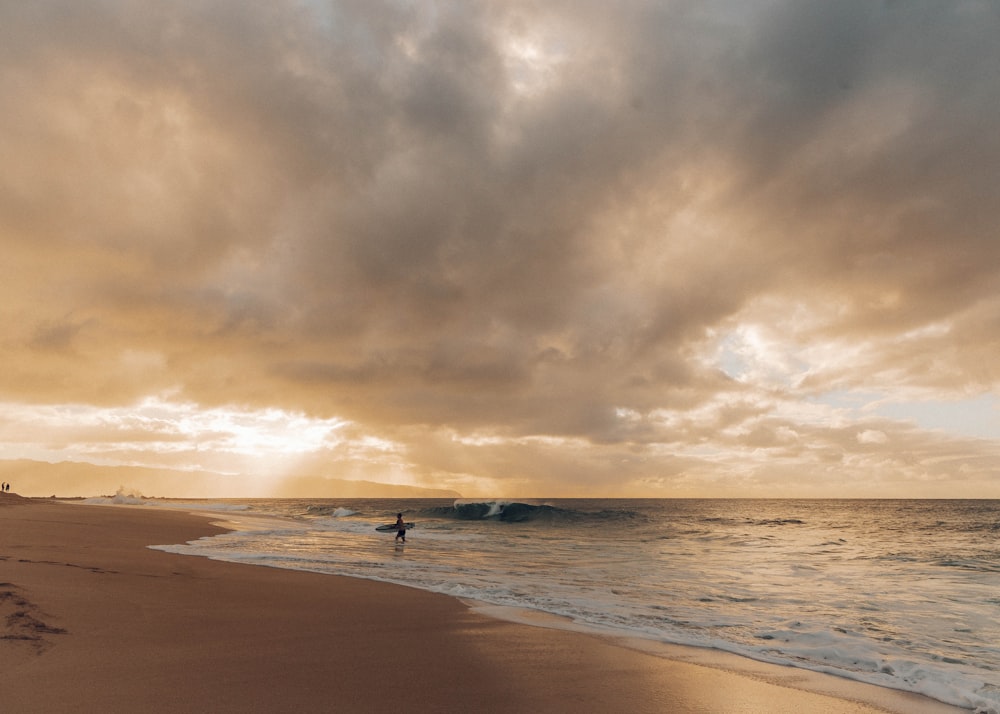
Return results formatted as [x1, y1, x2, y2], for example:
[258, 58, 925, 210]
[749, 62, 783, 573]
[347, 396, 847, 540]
[375, 522, 414, 531]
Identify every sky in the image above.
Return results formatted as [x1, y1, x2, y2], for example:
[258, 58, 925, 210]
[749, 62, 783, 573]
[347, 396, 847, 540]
[2, 0, 1000, 498]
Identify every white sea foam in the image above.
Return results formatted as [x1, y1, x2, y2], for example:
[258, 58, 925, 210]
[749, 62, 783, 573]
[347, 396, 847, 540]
[82, 488, 151, 506]
[128, 498, 1000, 713]
[81, 488, 250, 512]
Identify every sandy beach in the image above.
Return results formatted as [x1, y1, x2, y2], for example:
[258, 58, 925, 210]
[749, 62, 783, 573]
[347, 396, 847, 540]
[1, 496, 965, 714]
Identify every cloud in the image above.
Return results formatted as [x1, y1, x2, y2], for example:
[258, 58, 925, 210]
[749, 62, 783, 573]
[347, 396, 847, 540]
[1, 1, 999, 495]
[857, 429, 888, 445]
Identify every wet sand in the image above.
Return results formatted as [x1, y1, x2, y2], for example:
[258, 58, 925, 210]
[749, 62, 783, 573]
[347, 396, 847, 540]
[0, 496, 966, 713]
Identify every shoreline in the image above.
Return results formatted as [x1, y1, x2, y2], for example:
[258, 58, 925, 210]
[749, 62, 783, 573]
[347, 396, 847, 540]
[460, 602, 967, 714]
[1, 497, 966, 713]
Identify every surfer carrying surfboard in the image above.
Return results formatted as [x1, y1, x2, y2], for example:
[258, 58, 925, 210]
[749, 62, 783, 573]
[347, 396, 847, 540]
[395, 513, 407, 543]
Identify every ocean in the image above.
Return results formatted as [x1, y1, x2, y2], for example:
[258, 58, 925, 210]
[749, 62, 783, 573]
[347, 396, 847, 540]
[90, 496, 999, 713]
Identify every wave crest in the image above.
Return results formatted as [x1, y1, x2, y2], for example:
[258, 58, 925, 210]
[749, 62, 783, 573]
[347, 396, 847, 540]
[416, 500, 642, 525]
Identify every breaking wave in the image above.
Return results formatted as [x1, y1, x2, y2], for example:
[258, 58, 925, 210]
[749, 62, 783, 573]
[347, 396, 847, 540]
[417, 500, 643, 525]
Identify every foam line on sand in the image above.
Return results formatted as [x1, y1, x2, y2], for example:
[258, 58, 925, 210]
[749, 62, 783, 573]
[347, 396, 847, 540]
[0, 498, 966, 714]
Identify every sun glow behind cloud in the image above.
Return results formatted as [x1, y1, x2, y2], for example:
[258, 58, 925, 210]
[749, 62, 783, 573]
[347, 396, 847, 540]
[0, 398, 366, 478]
[2, 1, 1000, 497]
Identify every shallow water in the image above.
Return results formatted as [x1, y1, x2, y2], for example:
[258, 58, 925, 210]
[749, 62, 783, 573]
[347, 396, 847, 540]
[109, 496, 1000, 713]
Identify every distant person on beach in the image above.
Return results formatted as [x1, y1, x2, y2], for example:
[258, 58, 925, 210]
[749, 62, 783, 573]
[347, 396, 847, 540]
[395, 513, 406, 543]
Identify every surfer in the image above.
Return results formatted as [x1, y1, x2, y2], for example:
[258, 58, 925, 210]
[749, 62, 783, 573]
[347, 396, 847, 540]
[395, 513, 406, 543]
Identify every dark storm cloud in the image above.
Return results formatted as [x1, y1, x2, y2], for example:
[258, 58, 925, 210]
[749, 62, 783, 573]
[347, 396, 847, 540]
[2, 1, 999, 494]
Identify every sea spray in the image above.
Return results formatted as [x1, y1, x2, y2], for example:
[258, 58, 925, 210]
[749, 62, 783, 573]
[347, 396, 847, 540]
[136, 497, 1000, 713]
